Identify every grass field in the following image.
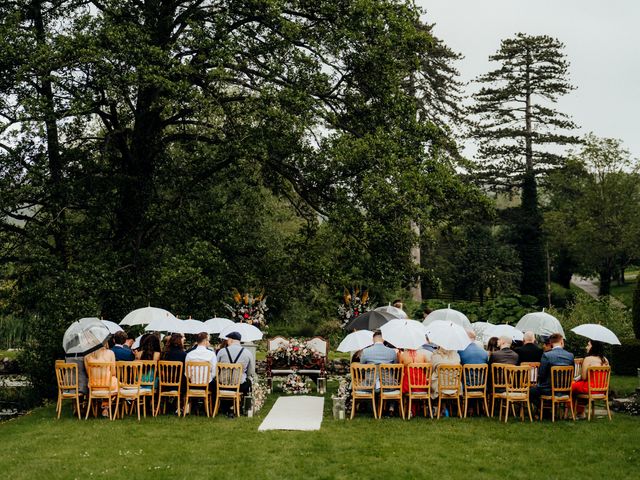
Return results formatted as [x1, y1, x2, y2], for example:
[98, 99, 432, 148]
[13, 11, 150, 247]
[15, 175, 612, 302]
[1, 381, 638, 480]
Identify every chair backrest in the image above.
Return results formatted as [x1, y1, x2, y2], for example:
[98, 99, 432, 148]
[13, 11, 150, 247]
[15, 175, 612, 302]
[586, 365, 611, 395]
[306, 336, 329, 357]
[407, 363, 432, 391]
[86, 361, 115, 390]
[379, 364, 403, 390]
[350, 363, 377, 391]
[138, 360, 157, 389]
[550, 365, 574, 394]
[268, 336, 289, 352]
[574, 357, 584, 378]
[520, 361, 541, 384]
[438, 364, 462, 393]
[55, 359, 66, 367]
[158, 361, 183, 387]
[56, 362, 78, 391]
[116, 361, 142, 389]
[491, 363, 509, 393]
[217, 363, 243, 390]
[462, 364, 488, 391]
[185, 361, 211, 387]
[505, 365, 530, 394]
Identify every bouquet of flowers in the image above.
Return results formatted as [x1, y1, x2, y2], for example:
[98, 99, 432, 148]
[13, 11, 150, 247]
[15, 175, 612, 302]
[271, 338, 321, 367]
[251, 376, 268, 414]
[224, 288, 269, 328]
[338, 287, 373, 328]
[281, 373, 310, 395]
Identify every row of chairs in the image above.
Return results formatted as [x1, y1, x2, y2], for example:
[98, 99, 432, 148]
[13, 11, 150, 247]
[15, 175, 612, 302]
[55, 360, 244, 420]
[349, 363, 611, 422]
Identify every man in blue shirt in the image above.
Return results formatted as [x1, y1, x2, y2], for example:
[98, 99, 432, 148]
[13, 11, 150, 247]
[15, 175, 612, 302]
[458, 331, 489, 365]
[111, 331, 135, 361]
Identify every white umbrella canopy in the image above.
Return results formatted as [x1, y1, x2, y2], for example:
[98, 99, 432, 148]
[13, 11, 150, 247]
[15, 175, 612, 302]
[380, 319, 428, 350]
[131, 335, 143, 350]
[424, 320, 471, 351]
[219, 323, 263, 342]
[204, 317, 234, 334]
[144, 314, 182, 333]
[101, 319, 124, 334]
[120, 306, 177, 326]
[516, 311, 564, 336]
[470, 321, 493, 344]
[423, 307, 471, 329]
[570, 324, 621, 345]
[63, 317, 111, 355]
[374, 305, 408, 319]
[485, 324, 524, 342]
[177, 319, 210, 335]
[337, 330, 374, 352]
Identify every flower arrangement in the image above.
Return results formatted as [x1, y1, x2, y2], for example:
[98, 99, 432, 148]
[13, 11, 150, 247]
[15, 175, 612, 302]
[271, 338, 322, 367]
[251, 376, 268, 414]
[338, 287, 373, 328]
[281, 373, 310, 395]
[224, 288, 269, 328]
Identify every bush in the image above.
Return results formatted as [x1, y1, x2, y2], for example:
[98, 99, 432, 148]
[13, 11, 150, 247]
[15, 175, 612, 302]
[315, 319, 343, 348]
[633, 276, 640, 339]
[610, 338, 640, 375]
[549, 283, 577, 309]
[422, 294, 539, 324]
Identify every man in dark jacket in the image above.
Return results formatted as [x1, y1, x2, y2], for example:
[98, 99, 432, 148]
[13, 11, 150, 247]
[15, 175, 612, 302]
[530, 333, 574, 408]
[489, 336, 519, 366]
[112, 331, 135, 361]
[516, 331, 543, 363]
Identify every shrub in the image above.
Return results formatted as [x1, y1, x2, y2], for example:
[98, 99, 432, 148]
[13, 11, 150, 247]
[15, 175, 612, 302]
[315, 319, 343, 348]
[422, 294, 539, 324]
[549, 283, 577, 309]
[633, 276, 640, 339]
[610, 338, 640, 375]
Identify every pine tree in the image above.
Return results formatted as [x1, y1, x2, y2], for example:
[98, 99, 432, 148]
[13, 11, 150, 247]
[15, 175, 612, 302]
[471, 33, 579, 298]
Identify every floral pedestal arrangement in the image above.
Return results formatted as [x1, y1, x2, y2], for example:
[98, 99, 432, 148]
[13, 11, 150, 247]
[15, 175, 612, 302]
[281, 373, 311, 395]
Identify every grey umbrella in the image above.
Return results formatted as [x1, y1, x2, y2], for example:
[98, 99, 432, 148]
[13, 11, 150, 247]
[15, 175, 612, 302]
[344, 310, 394, 331]
[62, 317, 111, 356]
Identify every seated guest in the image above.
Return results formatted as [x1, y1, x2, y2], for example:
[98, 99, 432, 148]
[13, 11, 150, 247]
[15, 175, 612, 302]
[459, 331, 489, 365]
[111, 331, 135, 361]
[163, 333, 187, 362]
[430, 347, 461, 400]
[185, 332, 217, 385]
[136, 334, 161, 362]
[84, 340, 118, 417]
[216, 332, 254, 416]
[399, 347, 430, 416]
[530, 333, 574, 407]
[360, 330, 398, 365]
[516, 331, 543, 363]
[572, 340, 609, 416]
[486, 337, 499, 356]
[489, 336, 519, 366]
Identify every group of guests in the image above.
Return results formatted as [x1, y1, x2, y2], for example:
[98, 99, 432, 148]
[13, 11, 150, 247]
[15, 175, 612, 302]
[67, 330, 254, 418]
[354, 328, 609, 418]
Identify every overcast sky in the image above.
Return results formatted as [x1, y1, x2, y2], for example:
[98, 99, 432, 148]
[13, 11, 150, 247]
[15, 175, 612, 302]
[417, 0, 640, 159]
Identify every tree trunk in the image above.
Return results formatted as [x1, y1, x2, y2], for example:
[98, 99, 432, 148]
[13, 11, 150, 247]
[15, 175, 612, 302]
[409, 221, 422, 302]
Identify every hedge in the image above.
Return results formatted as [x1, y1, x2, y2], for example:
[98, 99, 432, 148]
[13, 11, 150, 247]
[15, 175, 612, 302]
[611, 338, 640, 375]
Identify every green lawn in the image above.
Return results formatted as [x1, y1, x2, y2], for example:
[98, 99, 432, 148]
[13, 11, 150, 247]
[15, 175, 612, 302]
[610, 281, 636, 309]
[0, 386, 638, 480]
[0, 349, 19, 360]
[610, 375, 639, 397]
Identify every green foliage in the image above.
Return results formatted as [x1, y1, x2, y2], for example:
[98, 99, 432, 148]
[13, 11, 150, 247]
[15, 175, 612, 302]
[423, 294, 538, 324]
[633, 274, 640, 339]
[548, 282, 577, 309]
[0, 315, 27, 349]
[314, 319, 343, 348]
[610, 338, 640, 375]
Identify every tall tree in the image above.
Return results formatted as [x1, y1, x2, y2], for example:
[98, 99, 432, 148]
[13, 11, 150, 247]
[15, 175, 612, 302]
[470, 33, 579, 299]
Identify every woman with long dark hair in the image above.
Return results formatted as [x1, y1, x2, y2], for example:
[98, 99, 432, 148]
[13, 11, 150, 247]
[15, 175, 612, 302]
[571, 340, 609, 416]
[136, 334, 161, 362]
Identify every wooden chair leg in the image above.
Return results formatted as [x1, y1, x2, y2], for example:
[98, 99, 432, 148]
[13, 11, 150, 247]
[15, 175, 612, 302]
[527, 401, 533, 422]
[350, 397, 356, 420]
[504, 400, 509, 423]
[372, 396, 378, 419]
[483, 397, 489, 417]
[437, 397, 442, 419]
[457, 396, 462, 418]
[399, 396, 405, 420]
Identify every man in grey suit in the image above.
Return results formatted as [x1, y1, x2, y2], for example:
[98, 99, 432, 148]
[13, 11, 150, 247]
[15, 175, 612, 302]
[489, 336, 519, 366]
[530, 333, 574, 409]
[360, 331, 398, 365]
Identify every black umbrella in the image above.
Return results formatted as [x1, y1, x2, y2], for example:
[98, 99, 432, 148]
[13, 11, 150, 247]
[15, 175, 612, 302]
[344, 310, 395, 331]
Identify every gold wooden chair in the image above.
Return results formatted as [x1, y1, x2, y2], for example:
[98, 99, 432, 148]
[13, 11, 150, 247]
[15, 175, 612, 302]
[85, 361, 116, 420]
[520, 361, 541, 384]
[575, 365, 611, 421]
[213, 363, 243, 417]
[184, 361, 212, 417]
[436, 364, 462, 419]
[55, 362, 81, 419]
[156, 361, 183, 416]
[350, 363, 378, 419]
[462, 364, 489, 418]
[378, 364, 405, 419]
[502, 365, 532, 423]
[540, 365, 575, 422]
[138, 360, 157, 418]
[490, 363, 509, 418]
[406, 363, 432, 419]
[115, 361, 143, 420]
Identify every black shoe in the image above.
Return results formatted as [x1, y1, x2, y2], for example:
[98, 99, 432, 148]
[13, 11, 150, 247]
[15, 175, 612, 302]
[226, 412, 235, 419]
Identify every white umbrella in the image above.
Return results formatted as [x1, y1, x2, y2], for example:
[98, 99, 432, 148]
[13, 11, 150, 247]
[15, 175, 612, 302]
[120, 306, 177, 326]
[380, 319, 428, 350]
[485, 324, 524, 342]
[570, 324, 621, 345]
[144, 314, 182, 332]
[337, 330, 374, 352]
[177, 319, 210, 335]
[204, 317, 234, 334]
[63, 318, 111, 355]
[424, 320, 471, 351]
[131, 335, 143, 350]
[374, 305, 408, 319]
[516, 311, 564, 336]
[219, 323, 263, 342]
[423, 306, 471, 329]
[470, 321, 493, 343]
[101, 319, 124, 334]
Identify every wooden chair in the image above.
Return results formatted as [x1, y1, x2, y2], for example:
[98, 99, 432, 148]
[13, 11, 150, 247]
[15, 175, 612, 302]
[502, 365, 532, 423]
[462, 364, 489, 418]
[540, 365, 575, 422]
[55, 362, 81, 419]
[490, 363, 509, 418]
[114, 361, 143, 420]
[184, 361, 212, 417]
[520, 361, 540, 384]
[575, 366, 612, 421]
[406, 363, 433, 419]
[156, 361, 183, 416]
[350, 363, 378, 419]
[138, 360, 157, 418]
[436, 364, 462, 419]
[378, 364, 405, 419]
[213, 363, 243, 417]
[85, 361, 116, 420]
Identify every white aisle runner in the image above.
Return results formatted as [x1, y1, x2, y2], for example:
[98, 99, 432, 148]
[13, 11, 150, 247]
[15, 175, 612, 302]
[258, 396, 324, 431]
